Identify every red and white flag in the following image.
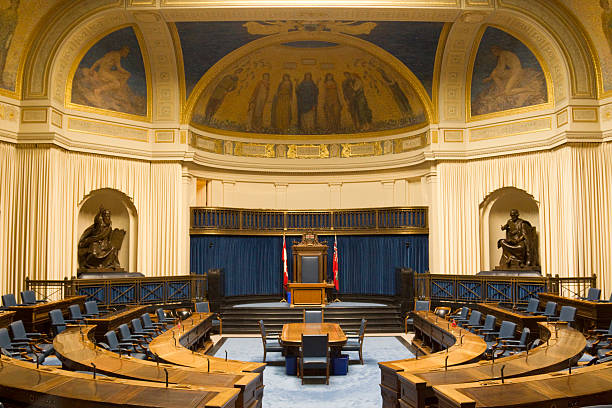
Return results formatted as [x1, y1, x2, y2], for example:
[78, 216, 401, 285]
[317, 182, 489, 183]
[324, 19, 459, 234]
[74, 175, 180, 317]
[333, 235, 339, 291]
[282, 235, 288, 290]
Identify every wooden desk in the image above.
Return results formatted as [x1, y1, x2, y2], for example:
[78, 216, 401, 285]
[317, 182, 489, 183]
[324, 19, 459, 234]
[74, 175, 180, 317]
[286, 282, 334, 306]
[0, 354, 240, 408]
[0, 310, 15, 328]
[379, 311, 487, 408]
[398, 322, 586, 408]
[53, 325, 260, 408]
[85, 305, 147, 342]
[281, 322, 347, 356]
[538, 292, 612, 330]
[8, 295, 86, 332]
[477, 303, 546, 333]
[433, 361, 612, 408]
[149, 313, 265, 377]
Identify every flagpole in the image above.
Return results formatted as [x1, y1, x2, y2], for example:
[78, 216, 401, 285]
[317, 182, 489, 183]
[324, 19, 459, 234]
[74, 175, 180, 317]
[280, 234, 288, 303]
[332, 234, 341, 302]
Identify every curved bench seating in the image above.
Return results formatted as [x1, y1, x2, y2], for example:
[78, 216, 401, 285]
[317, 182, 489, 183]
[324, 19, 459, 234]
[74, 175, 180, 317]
[433, 361, 612, 408]
[379, 311, 488, 408]
[398, 321, 586, 408]
[0, 353, 240, 408]
[53, 324, 261, 408]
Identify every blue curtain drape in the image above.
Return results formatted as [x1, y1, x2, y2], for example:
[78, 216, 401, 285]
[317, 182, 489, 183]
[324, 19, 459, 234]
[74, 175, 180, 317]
[190, 234, 428, 296]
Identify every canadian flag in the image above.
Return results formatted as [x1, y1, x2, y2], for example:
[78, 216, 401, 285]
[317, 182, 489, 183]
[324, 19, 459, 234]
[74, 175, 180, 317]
[282, 235, 288, 290]
[333, 235, 339, 291]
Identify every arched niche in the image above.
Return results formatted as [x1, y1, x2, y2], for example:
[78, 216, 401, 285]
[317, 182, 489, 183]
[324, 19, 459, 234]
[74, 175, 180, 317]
[480, 187, 539, 271]
[77, 188, 138, 272]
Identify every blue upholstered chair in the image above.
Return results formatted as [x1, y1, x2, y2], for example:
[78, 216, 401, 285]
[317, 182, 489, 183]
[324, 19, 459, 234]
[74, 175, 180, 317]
[586, 321, 612, 354]
[405, 300, 430, 333]
[155, 308, 177, 328]
[516, 298, 539, 314]
[100, 330, 147, 359]
[304, 310, 323, 323]
[1, 294, 24, 308]
[68, 304, 90, 322]
[448, 306, 469, 323]
[20, 290, 45, 305]
[492, 327, 530, 358]
[470, 314, 496, 335]
[547, 305, 577, 326]
[0, 327, 31, 360]
[581, 288, 601, 301]
[484, 320, 517, 355]
[194, 301, 222, 334]
[9, 320, 53, 357]
[141, 313, 165, 333]
[533, 301, 557, 318]
[48, 309, 79, 336]
[84, 301, 111, 317]
[131, 318, 157, 338]
[460, 310, 482, 330]
[299, 334, 330, 385]
[258, 319, 283, 363]
[343, 318, 366, 364]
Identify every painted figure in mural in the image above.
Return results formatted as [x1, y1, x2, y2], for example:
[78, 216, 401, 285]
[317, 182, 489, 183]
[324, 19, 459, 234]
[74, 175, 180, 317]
[342, 72, 358, 128]
[483, 46, 532, 100]
[378, 68, 412, 116]
[323, 73, 342, 133]
[205, 74, 238, 122]
[0, 0, 19, 87]
[601, 0, 612, 50]
[78, 207, 125, 270]
[271, 73, 293, 133]
[497, 209, 538, 269]
[88, 46, 132, 107]
[296, 72, 319, 133]
[351, 73, 372, 130]
[247, 72, 270, 131]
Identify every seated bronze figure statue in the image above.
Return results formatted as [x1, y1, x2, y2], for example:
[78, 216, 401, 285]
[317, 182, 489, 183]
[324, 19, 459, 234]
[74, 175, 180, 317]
[497, 209, 539, 269]
[78, 206, 125, 270]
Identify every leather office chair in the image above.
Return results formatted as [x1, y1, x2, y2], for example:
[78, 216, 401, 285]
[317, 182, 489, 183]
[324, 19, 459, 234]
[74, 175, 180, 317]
[68, 304, 90, 322]
[581, 288, 601, 301]
[258, 320, 283, 363]
[470, 314, 496, 336]
[405, 300, 430, 333]
[20, 290, 45, 305]
[547, 305, 577, 326]
[48, 309, 79, 336]
[141, 313, 165, 333]
[9, 320, 52, 356]
[533, 301, 557, 318]
[84, 301, 111, 317]
[155, 308, 177, 328]
[483, 320, 517, 356]
[100, 330, 147, 359]
[586, 320, 612, 354]
[118, 323, 151, 345]
[343, 318, 366, 364]
[304, 310, 323, 323]
[1, 294, 24, 308]
[299, 334, 330, 385]
[131, 318, 157, 338]
[194, 301, 222, 334]
[433, 306, 451, 319]
[516, 298, 539, 314]
[492, 327, 530, 358]
[0, 327, 32, 360]
[448, 306, 469, 322]
[460, 310, 482, 330]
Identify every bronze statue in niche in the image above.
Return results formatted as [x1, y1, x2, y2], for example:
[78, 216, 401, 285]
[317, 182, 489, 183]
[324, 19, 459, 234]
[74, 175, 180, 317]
[496, 209, 539, 270]
[78, 206, 125, 270]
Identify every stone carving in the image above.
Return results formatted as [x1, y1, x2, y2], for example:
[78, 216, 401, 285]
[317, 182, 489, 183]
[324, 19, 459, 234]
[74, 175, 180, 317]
[496, 209, 539, 270]
[78, 206, 125, 270]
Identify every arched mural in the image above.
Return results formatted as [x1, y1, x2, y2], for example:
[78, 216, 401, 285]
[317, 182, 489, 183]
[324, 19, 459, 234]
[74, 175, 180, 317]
[68, 26, 149, 118]
[470, 26, 549, 118]
[188, 33, 429, 136]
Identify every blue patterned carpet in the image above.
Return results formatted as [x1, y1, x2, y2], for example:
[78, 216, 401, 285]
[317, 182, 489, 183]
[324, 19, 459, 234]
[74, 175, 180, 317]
[213, 336, 414, 408]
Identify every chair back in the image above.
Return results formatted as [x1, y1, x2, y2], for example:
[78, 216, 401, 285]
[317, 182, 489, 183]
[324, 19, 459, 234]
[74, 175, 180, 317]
[2, 294, 17, 307]
[414, 300, 430, 312]
[69, 304, 83, 320]
[132, 318, 144, 333]
[194, 302, 210, 313]
[20, 290, 37, 305]
[434, 307, 451, 319]
[525, 298, 539, 313]
[586, 288, 601, 301]
[104, 330, 119, 349]
[467, 310, 482, 326]
[558, 305, 577, 323]
[499, 321, 517, 338]
[9, 320, 27, 340]
[141, 313, 154, 329]
[84, 301, 100, 316]
[543, 301, 557, 316]
[301, 334, 328, 357]
[118, 324, 132, 341]
[517, 327, 530, 346]
[358, 318, 367, 340]
[155, 308, 166, 322]
[459, 306, 469, 319]
[304, 310, 323, 323]
[0, 328, 12, 349]
[482, 315, 496, 331]
[49, 309, 66, 334]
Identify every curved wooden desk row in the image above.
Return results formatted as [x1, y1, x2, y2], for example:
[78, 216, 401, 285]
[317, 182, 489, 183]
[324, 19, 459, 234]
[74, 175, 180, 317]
[379, 311, 488, 408]
[433, 361, 612, 408]
[0, 310, 16, 328]
[0, 354, 239, 408]
[149, 313, 265, 403]
[7, 295, 86, 332]
[53, 325, 261, 408]
[539, 292, 612, 330]
[398, 321, 586, 408]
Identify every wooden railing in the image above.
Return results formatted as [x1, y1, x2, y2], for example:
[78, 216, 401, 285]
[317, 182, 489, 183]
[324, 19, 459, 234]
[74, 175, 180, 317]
[25, 275, 207, 308]
[190, 206, 428, 234]
[415, 273, 597, 306]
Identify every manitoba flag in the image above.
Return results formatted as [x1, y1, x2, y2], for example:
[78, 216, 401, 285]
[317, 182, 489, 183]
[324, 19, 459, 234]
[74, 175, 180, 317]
[333, 235, 339, 291]
[282, 235, 288, 290]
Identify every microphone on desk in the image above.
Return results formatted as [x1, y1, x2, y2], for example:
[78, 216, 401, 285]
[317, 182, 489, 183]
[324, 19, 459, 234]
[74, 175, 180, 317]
[164, 368, 169, 387]
[445, 356, 448, 371]
[91, 362, 96, 379]
[500, 365, 505, 383]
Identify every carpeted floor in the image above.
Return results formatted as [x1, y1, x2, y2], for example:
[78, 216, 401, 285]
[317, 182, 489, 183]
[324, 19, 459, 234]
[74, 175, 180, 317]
[213, 336, 414, 408]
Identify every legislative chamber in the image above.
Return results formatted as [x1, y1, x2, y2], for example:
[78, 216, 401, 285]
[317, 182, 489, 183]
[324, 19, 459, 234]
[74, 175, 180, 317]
[2, 0, 612, 407]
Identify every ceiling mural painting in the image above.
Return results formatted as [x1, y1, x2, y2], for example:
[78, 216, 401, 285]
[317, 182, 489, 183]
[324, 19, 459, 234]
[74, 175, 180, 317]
[68, 26, 149, 118]
[470, 26, 549, 118]
[0, 0, 63, 94]
[179, 21, 440, 137]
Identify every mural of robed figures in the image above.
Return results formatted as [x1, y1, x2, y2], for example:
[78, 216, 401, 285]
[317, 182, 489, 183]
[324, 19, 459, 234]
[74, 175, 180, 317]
[71, 27, 147, 117]
[471, 27, 547, 117]
[0, 0, 19, 89]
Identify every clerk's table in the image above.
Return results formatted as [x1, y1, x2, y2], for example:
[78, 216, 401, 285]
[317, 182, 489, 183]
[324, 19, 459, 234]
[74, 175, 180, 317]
[281, 322, 347, 356]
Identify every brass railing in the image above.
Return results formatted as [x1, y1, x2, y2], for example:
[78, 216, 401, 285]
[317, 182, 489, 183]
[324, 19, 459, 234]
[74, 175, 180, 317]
[190, 206, 428, 234]
[25, 275, 207, 308]
[414, 273, 597, 306]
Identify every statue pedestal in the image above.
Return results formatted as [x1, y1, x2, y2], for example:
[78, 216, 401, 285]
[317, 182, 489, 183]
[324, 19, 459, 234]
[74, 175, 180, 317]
[477, 269, 542, 277]
[77, 269, 144, 279]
